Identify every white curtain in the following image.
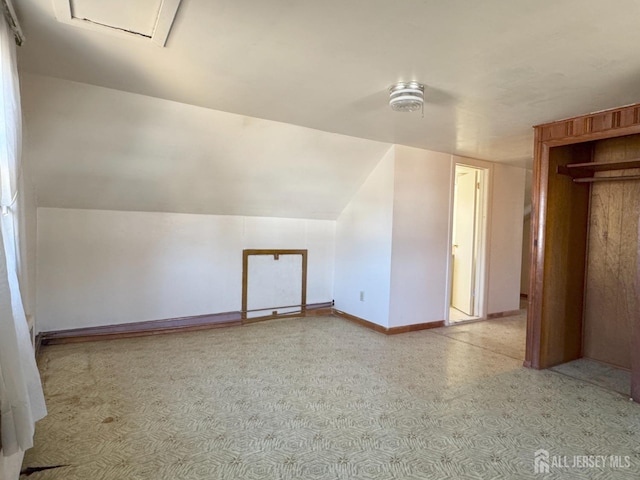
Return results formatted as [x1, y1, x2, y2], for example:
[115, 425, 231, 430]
[0, 13, 46, 456]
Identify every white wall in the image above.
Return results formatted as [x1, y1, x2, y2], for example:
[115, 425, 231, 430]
[36, 158, 526, 333]
[520, 169, 533, 295]
[36, 208, 335, 332]
[333, 147, 395, 327]
[487, 164, 526, 314]
[388, 146, 453, 327]
[333, 145, 526, 327]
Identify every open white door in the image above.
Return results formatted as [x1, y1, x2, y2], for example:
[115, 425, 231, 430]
[451, 168, 478, 316]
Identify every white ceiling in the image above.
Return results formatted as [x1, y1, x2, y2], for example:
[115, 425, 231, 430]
[14, 0, 640, 220]
[68, 0, 163, 37]
[15, 0, 640, 168]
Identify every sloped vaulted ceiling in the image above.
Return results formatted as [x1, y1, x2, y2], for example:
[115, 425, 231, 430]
[21, 74, 392, 219]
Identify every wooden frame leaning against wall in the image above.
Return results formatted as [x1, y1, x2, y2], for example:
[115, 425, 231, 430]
[241, 249, 308, 323]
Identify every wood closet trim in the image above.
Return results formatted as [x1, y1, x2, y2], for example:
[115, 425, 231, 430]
[241, 249, 308, 322]
[527, 103, 640, 374]
[634, 224, 640, 402]
[535, 104, 640, 146]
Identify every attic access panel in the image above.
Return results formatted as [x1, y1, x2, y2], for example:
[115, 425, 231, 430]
[52, 0, 181, 46]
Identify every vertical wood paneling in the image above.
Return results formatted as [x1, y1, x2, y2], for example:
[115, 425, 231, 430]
[525, 136, 545, 369]
[583, 173, 609, 361]
[538, 144, 591, 367]
[634, 217, 640, 402]
[618, 162, 639, 368]
[583, 136, 640, 369]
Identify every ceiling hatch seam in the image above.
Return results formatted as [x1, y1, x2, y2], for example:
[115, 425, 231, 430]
[73, 17, 152, 39]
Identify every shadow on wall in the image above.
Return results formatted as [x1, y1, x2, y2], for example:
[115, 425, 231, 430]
[521, 169, 533, 295]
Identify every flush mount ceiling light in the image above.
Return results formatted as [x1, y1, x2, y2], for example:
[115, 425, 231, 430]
[388, 81, 425, 113]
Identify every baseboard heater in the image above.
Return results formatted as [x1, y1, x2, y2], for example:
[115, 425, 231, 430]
[39, 301, 334, 345]
[242, 300, 333, 323]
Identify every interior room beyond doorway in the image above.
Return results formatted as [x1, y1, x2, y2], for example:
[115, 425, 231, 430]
[449, 164, 487, 324]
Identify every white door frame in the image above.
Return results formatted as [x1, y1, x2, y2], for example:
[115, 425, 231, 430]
[445, 158, 493, 325]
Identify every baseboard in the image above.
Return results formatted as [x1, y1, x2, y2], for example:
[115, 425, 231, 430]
[304, 307, 333, 317]
[40, 311, 243, 345]
[332, 309, 444, 335]
[386, 321, 445, 334]
[39, 302, 334, 345]
[487, 309, 523, 319]
[332, 309, 387, 334]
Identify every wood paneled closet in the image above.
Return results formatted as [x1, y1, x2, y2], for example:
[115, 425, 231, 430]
[526, 103, 640, 403]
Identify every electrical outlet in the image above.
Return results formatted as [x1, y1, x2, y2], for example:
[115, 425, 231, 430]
[359, 291, 365, 302]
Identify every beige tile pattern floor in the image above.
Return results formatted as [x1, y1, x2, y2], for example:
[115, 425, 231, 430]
[434, 313, 527, 360]
[448, 307, 479, 324]
[23, 315, 640, 479]
[551, 359, 632, 397]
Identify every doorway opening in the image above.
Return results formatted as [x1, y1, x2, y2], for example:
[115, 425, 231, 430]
[449, 164, 488, 324]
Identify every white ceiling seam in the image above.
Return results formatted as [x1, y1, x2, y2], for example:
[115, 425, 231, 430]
[51, 0, 181, 46]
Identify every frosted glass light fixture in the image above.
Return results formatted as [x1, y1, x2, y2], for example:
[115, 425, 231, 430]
[388, 81, 424, 112]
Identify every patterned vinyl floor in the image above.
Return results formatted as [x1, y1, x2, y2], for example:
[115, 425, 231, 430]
[23, 315, 640, 479]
